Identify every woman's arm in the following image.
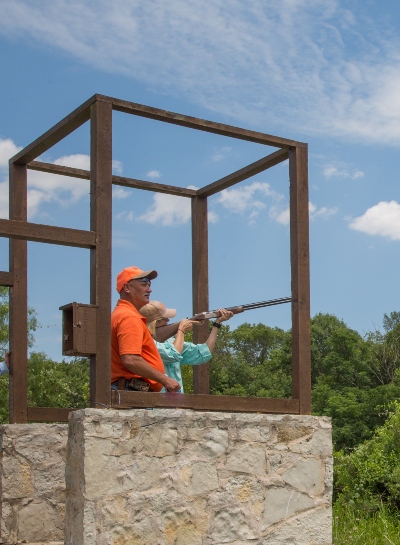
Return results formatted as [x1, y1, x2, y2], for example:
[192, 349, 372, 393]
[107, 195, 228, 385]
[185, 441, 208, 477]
[173, 319, 197, 353]
[205, 309, 234, 353]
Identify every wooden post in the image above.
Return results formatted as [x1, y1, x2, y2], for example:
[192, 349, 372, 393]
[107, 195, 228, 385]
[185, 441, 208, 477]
[90, 99, 112, 407]
[9, 163, 28, 423]
[289, 145, 311, 414]
[191, 195, 209, 394]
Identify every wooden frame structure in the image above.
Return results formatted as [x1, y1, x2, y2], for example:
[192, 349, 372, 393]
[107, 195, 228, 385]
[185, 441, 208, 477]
[1, 94, 311, 423]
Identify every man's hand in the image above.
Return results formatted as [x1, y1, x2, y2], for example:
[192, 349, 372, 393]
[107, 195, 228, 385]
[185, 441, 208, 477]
[121, 354, 177, 391]
[162, 376, 181, 392]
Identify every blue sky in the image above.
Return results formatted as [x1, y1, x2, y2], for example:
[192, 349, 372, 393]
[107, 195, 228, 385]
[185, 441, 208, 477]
[1, 0, 400, 360]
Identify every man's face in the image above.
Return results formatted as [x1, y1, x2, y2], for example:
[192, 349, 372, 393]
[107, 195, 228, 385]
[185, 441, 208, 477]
[125, 277, 152, 309]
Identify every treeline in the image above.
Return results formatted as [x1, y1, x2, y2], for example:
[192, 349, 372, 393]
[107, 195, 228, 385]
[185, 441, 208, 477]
[2, 311, 400, 455]
[185, 311, 400, 452]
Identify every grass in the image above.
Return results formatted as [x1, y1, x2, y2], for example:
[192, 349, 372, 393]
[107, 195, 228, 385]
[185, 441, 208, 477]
[333, 502, 400, 545]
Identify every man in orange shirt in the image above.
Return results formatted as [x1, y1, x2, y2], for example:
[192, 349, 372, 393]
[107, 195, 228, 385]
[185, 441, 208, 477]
[111, 266, 181, 392]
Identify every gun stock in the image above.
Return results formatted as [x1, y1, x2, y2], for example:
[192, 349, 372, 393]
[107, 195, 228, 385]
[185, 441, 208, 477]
[191, 306, 244, 321]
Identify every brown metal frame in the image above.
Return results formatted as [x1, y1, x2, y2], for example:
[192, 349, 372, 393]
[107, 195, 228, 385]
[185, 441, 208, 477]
[1, 94, 311, 423]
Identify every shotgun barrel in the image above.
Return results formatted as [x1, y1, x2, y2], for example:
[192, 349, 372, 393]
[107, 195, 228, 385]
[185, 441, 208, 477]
[155, 297, 292, 341]
[191, 297, 292, 320]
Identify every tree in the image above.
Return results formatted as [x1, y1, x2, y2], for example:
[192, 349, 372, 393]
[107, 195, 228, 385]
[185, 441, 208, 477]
[0, 353, 90, 424]
[0, 286, 40, 358]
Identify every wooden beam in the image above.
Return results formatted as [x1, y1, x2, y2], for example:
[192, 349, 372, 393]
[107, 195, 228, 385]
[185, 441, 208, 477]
[0, 218, 96, 248]
[111, 391, 300, 414]
[10, 95, 97, 165]
[109, 95, 303, 149]
[112, 175, 197, 197]
[289, 145, 311, 415]
[28, 161, 89, 179]
[9, 163, 28, 423]
[0, 272, 13, 286]
[27, 407, 78, 422]
[197, 149, 289, 197]
[89, 100, 112, 408]
[192, 196, 210, 394]
[28, 161, 197, 198]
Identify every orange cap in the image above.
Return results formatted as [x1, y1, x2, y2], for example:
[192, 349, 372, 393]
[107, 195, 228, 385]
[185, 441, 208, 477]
[116, 266, 158, 293]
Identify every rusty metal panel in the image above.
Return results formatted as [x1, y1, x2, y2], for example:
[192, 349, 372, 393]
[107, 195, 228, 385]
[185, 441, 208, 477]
[0, 272, 13, 286]
[60, 302, 98, 356]
[90, 99, 112, 408]
[9, 163, 28, 423]
[112, 391, 300, 414]
[0, 218, 96, 248]
[192, 196, 210, 394]
[289, 145, 311, 415]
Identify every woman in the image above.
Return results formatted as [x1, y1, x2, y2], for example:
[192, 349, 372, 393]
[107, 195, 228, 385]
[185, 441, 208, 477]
[140, 301, 233, 392]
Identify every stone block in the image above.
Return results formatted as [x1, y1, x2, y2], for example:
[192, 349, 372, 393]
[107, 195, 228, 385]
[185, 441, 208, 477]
[65, 409, 332, 545]
[0, 423, 67, 545]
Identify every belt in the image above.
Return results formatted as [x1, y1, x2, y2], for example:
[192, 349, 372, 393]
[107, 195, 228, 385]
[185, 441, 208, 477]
[112, 377, 150, 391]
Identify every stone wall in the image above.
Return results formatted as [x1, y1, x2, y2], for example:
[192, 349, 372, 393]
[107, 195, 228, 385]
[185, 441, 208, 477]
[66, 409, 332, 545]
[0, 423, 67, 545]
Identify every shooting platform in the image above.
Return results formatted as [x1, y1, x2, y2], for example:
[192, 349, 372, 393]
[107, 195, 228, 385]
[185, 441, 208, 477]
[0, 94, 311, 423]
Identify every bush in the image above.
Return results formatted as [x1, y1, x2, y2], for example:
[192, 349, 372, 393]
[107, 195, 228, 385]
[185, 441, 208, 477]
[334, 401, 400, 511]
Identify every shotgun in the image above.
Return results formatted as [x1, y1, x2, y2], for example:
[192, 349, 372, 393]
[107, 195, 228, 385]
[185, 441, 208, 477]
[156, 297, 292, 342]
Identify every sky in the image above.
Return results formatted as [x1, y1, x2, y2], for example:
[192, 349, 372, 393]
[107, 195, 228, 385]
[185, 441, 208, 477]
[1, 0, 400, 361]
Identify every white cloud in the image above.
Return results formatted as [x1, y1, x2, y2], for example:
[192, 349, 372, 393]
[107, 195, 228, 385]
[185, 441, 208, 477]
[2, 1, 400, 143]
[138, 193, 191, 226]
[212, 146, 231, 162]
[0, 181, 9, 218]
[115, 210, 134, 221]
[270, 201, 338, 225]
[0, 138, 22, 167]
[309, 202, 338, 220]
[217, 182, 279, 213]
[26, 154, 90, 217]
[112, 186, 130, 199]
[323, 164, 364, 180]
[349, 201, 400, 240]
[270, 206, 290, 226]
[208, 210, 219, 223]
[52, 154, 123, 175]
[112, 160, 123, 175]
[146, 170, 161, 179]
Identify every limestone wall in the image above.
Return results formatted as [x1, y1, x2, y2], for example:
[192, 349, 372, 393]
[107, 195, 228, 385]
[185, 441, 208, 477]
[66, 409, 332, 545]
[0, 423, 67, 545]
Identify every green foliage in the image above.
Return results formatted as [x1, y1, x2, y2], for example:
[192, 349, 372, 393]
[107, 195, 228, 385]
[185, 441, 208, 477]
[0, 352, 90, 424]
[333, 502, 400, 545]
[335, 401, 400, 511]
[0, 374, 9, 423]
[209, 322, 292, 398]
[0, 286, 40, 358]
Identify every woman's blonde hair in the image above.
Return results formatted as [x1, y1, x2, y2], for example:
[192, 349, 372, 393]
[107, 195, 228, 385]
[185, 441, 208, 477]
[147, 319, 157, 337]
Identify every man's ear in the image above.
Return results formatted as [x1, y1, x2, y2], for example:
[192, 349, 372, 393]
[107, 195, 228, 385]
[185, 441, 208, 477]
[122, 283, 131, 294]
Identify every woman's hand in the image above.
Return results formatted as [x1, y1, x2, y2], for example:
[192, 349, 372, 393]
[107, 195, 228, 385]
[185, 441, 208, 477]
[177, 319, 198, 333]
[215, 308, 234, 324]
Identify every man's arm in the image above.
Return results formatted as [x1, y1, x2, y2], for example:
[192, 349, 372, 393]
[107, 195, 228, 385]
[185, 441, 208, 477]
[120, 354, 181, 392]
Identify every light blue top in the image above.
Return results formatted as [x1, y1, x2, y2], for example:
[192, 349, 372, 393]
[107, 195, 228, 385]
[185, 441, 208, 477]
[0, 361, 9, 376]
[156, 340, 212, 393]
